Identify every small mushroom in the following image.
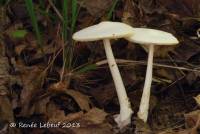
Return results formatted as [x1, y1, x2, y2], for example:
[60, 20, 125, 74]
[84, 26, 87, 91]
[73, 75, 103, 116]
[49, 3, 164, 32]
[125, 28, 179, 122]
[73, 21, 134, 128]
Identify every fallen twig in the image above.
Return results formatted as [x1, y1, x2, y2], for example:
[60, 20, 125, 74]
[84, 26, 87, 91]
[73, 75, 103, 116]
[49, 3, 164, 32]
[96, 59, 200, 73]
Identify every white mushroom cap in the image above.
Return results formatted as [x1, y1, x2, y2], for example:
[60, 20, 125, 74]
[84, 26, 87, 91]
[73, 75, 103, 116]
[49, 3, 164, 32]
[126, 28, 179, 45]
[73, 21, 134, 42]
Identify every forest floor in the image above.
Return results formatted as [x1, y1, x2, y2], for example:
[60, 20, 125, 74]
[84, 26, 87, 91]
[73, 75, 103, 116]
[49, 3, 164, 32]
[1, 0, 200, 134]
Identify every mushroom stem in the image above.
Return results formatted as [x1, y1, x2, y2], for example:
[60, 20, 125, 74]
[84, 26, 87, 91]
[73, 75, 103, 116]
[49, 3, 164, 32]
[137, 44, 154, 122]
[103, 39, 133, 127]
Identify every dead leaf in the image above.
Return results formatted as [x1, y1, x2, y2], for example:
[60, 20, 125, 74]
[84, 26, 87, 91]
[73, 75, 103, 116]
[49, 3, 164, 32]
[185, 72, 200, 85]
[139, 0, 166, 14]
[0, 7, 10, 32]
[129, 90, 157, 114]
[47, 100, 112, 134]
[30, 96, 50, 115]
[193, 95, 200, 106]
[47, 101, 84, 123]
[78, 0, 113, 17]
[0, 56, 13, 123]
[0, 92, 14, 122]
[49, 82, 92, 112]
[182, 110, 200, 134]
[65, 108, 111, 134]
[10, 2, 28, 20]
[67, 123, 113, 134]
[185, 110, 200, 128]
[64, 90, 92, 112]
[158, 0, 200, 17]
[144, 45, 177, 57]
[158, 129, 194, 134]
[134, 118, 154, 134]
[0, 56, 17, 133]
[154, 68, 177, 82]
[19, 66, 45, 116]
[174, 39, 200, 61]
[90, 83, 116, 106]
[78, 108, 108, 124]
[122, 0, 141, 26]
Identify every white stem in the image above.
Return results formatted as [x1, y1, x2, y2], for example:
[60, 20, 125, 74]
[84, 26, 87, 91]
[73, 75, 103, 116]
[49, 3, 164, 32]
[103, 39, 133, 127]
[137, 44, 154, 122]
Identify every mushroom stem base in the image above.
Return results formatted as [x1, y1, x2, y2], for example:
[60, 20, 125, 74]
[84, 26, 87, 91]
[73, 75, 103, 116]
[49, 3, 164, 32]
[114, 108, 133, 129]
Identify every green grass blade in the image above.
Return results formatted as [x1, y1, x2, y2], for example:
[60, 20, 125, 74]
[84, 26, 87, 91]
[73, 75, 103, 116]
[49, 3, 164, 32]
[107, 0, 119, 20]
[62, 0, 68, 42]
[25, 0, 43, 52]
[76, 64, 97, 74]
[71, 0, 77, 33]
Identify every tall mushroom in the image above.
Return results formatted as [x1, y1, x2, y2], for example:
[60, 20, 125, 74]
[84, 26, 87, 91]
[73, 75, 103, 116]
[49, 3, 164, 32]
[73, 21, 134, 128]
[125, 28, 179, 122]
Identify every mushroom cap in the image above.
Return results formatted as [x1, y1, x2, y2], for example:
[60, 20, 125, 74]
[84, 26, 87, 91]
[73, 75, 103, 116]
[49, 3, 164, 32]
[126, 28, 179, 45]
[73, 21, 134, 42]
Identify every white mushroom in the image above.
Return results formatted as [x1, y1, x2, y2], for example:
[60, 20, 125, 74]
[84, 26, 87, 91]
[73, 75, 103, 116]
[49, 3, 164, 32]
[73, 21, 134, 128]
[125, 28, 179, 122]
